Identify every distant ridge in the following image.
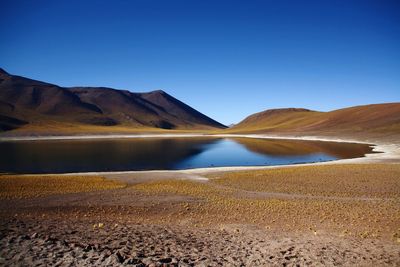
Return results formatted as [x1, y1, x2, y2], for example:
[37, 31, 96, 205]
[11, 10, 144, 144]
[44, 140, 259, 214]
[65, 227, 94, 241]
[0, 69, 226, 133]
[1, 68, 398, 137]
[238, 108, 317, 126]
[229, 104, 400, 137]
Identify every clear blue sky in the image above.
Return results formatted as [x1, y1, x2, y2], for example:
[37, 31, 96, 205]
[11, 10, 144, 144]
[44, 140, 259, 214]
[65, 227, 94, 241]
[1, 0, 399, 125]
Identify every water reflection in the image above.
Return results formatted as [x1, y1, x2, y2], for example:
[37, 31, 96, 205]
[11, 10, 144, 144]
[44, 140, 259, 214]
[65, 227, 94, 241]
[232, 138, 373, 158]
[0, 137, 374, 174]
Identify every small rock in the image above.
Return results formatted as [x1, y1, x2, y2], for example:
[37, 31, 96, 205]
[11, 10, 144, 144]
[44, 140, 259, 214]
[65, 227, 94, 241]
[104, 255, 120, 265]
[31, 232, 38, 239]
[132, 251, 145, 258]
[141, 257, 153, 265]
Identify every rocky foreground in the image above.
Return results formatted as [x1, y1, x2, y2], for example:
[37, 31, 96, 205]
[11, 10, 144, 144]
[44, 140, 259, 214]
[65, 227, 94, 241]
[1, 163, 399, 266]
[1, 217, 399, 267]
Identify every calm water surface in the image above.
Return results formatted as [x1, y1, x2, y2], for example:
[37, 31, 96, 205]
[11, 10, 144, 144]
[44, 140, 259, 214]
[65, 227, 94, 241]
[0, 137, 374, 174]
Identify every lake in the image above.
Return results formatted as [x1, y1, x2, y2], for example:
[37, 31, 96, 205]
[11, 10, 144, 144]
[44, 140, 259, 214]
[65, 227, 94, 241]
[0, 137, 374, 174]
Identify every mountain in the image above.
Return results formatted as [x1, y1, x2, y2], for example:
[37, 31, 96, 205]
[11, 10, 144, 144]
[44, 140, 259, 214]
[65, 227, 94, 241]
[228, 104, 400, 137]
[1, 68, 398, 138]
[0, 68, 226, 133]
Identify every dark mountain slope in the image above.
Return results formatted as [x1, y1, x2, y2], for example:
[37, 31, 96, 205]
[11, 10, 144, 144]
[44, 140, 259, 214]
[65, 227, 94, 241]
[139, 90, 226, 128]
[0, 69, 226, 133]
[68, 87, 226, 129]
[0, 69, 101, 116]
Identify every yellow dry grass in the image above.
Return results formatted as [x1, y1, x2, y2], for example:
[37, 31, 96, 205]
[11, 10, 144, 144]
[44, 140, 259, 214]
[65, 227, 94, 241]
[210, 164, 400, 198]
[7, 119, 220, 136]
[0, 175, 125, 199]
[225, 110, 323, 133]
[133, 164, 400, 240]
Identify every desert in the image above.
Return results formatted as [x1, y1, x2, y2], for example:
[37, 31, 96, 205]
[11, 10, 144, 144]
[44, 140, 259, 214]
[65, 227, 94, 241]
[1, 133, 400, 266]
[1, 1, 400, 265]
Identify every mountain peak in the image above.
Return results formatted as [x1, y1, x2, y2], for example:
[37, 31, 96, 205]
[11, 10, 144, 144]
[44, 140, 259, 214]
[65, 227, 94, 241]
[150, 89, 167, 95]
[0, 71, 227, 132]
[261, 108, 313, 114]
[0, 68, 9, 75]
[248, 108, 314, 119]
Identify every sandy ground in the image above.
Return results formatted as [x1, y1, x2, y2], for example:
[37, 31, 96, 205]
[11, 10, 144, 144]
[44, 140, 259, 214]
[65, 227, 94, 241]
[1, 134, 399, 266]
[2, 217, 399, 266]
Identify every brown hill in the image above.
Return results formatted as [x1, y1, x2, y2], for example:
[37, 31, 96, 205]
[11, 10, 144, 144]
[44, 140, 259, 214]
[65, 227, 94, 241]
[0, 68, 226, 133]
[229, 104, 400, 138]
[139, 90, 224, 128]
[0, 68, 101, 115]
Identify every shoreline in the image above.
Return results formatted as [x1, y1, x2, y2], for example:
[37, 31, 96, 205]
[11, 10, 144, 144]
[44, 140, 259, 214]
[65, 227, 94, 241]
[0, 132, 391, 144]
[2, 135, 400, 266]
[1, 133, 399, 177]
